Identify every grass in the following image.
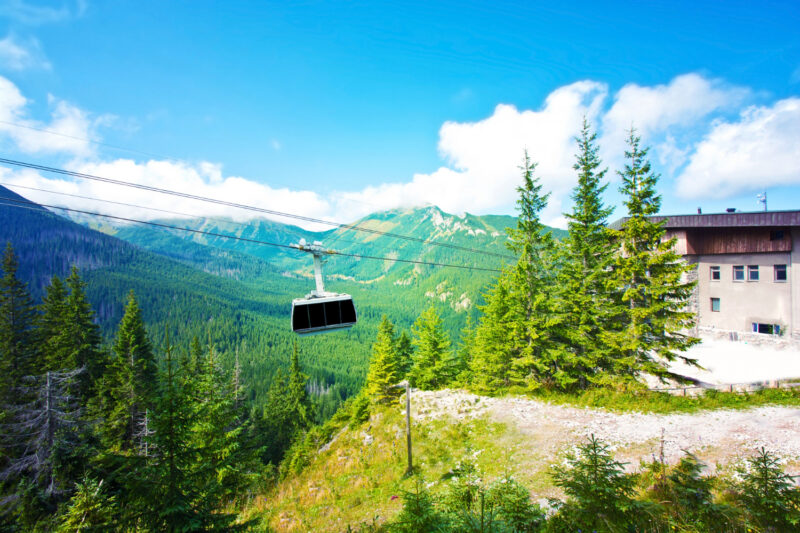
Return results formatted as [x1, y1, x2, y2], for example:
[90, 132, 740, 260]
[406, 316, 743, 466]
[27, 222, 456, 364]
[493, 385, 800, 414]
[241, 404, 550, 532]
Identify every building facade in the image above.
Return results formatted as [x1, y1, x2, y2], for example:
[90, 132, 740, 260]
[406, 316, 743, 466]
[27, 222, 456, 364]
[657, 211, 800, 340]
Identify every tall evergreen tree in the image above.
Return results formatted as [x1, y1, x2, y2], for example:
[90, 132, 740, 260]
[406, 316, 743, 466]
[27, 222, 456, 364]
[288, 342, 312, 430]
[36, 276, 71, 372]
[365, 316, 400, 402]
[552, 119, 617, 389]
[504, 152, 560, 390]
[395, 330, 414, 379]
[98, 290, 157, 452]
[0, 243, 39, 390]
[64, 267, 104, 401]
[471, 275, 516, 391]
[409, 307, 454, 390]
[608, 129, 699, 380]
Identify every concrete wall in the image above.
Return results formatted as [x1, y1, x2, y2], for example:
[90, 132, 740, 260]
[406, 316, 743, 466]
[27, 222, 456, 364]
[695, 252, 792, 335]
[793, 231, 800, 340]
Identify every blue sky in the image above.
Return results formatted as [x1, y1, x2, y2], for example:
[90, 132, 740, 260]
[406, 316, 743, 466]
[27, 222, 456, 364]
[0, 0, 798, 228]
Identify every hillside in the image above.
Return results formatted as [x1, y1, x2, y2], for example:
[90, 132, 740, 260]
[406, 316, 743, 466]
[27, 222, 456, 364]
[248, 389, 800, 531]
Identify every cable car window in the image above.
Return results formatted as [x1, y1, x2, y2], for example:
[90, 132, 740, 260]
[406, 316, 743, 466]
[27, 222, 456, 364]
[292, 305, 310, 331]
[308, 302, 325, 328]
[341, 299, 357, 324]
[324, 300, 341, 325]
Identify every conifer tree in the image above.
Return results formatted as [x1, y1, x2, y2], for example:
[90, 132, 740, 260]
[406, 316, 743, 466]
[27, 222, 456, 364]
[64, 267, 105, 401]
[504, 152, 560, 389]
[608, 129, 699, 380]
[98, 291, 157, 452]
[471, 275, 516, 391]
[192, 340, 254, 512]
[365, 315, 400, 402]
[37, 276, 71, 372]
[142, 340, 201, 531]
[553, 119, 617, 389]
[409, 307, 453, 389]
[0, 243, 39, 390]
[395, 330, 413, 379]
[288, 341, 312, 429]
[257, 369, 294, 465]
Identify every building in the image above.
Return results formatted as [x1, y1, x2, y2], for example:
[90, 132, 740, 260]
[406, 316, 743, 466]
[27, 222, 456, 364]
[651, 210, 800, 341]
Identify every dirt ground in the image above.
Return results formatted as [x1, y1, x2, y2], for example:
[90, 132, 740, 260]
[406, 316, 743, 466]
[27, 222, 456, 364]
[412, 389, 800, 476]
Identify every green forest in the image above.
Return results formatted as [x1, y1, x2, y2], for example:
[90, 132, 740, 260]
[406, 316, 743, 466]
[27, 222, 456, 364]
[1, 124, 798, 531]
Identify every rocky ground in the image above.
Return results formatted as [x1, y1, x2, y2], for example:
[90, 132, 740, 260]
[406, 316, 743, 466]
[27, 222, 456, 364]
[412, 389, 800, 476]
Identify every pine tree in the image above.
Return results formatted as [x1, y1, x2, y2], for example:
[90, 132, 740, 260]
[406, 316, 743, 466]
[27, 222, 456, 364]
[192, 340, 254, 521]
[98, 290, 157, 452]
[64, 267, 105, 402]
[288, 341, 312, 429]
[0, 243, 39, 391]
[608, 129, 699, 380]
[504, 152, 560, 390]
[409, 307, 454, 390]
[37, 276, 71, 372]
[142, 340, 204, 531]
[395, 330, 413, 379]
[471, 274, 516, 392]
[365, 315, 400, 402]
[553, 119, 617, 389]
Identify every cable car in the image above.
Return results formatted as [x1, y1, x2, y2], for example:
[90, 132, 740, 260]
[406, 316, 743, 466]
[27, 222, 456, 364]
[290, 240, 357, 336]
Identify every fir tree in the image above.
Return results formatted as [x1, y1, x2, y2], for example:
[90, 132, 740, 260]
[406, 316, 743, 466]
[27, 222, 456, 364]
[288, 341, 312, 430]
[36, 276, 71, 372]
[364, 315, 400, 402]
[409, 307, 454, 390]
[504, 152, 560, 390]
[64, 267, 105, 402]
[0, 243, 39, 390]
[553, 119, 617, 389]
[395, 330, 413, 379]
[608, 129, 699, 380]
[471, 275, 516, 392]
[98, 290, 157, 452]
[57, 477, 117, 532]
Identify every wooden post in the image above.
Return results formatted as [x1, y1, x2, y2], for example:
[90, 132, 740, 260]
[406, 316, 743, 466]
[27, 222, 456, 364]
[393, 380, 413, 476]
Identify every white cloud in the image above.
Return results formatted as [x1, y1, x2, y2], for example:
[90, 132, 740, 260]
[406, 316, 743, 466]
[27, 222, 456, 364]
[341, 80, 609, 227]
[600, 73, 748, 167]
[676, 98, 800, 199]
[0, 75, 97, 156]
[0, 34, 50, 70]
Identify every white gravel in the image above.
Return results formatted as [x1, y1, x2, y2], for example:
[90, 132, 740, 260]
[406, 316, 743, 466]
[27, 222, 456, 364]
[411, 389, 800, 473]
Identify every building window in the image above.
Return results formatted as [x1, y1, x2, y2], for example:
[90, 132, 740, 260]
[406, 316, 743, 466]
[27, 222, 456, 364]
[710, 298, 720, 312]
[748, 265, 759, 281]
[732, 265, 745, 281]
[752, 322, 781, 335]
[770, 230, 785, 241]
[775, 264, 787, 282]
[709, 266, 720, 281]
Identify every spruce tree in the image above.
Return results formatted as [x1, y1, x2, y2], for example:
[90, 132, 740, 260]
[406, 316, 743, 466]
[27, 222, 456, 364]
[98, 290, 157, 452]
[364, 315, 400, 402]
[0, 242, 39, 389]
[288, 341, 312, 429]
[395, 330, 413, 379]
[504, 152, 560, 390]
[64, 267, 105, 401]
[608, 129, 699, 380]
[471, 275, 516, 391]
[553, 119, 617, 389]
[409, 307, 453, 390]
[37, 276, 71, 372]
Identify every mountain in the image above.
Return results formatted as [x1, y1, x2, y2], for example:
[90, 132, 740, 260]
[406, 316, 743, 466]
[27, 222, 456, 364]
[0, 185, 384, 406]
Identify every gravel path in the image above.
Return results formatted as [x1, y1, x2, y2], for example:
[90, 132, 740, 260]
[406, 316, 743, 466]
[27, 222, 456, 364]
[412, 390, 800, 473]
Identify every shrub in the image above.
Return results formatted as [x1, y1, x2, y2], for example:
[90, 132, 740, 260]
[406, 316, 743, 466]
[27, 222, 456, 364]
[737, 447, 800, 531]
[485, 474, 545, 532]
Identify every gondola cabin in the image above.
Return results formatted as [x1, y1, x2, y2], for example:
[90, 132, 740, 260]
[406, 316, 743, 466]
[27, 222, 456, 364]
[291, 293, 357, 335]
